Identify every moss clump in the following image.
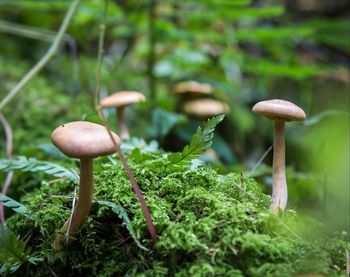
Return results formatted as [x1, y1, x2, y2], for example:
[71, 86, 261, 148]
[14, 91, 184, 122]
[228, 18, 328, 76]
[5, 159, 348, 276]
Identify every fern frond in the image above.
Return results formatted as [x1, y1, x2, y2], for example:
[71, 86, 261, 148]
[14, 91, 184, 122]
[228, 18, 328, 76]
[0, 193, 35, 220]
[0, 226, 42, 274]
[0, 226, 28, 273]
[96, 200, 149, 251]
[0, 156, 79, 183]
[165, 115, 224, 171]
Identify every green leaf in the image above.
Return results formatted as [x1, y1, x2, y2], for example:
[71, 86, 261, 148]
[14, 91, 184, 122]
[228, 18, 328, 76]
[0, 193, 35, 220]
[96, 200, 149, 251]
[165, 115, 225, 171]
[0, 156, 79, 183]
[0, 226, 29, 273]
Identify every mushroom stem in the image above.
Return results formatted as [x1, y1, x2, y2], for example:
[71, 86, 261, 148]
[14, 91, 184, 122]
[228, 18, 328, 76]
[53, 158, 94, 251]
[271, 121, 288, 214]
[117, 107, 130, 140]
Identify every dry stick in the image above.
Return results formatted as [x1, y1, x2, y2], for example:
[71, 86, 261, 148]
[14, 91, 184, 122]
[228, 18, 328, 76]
[93, 0, 157, 243]
[0, 0, 81, 111]
[0, 113, 14, 224]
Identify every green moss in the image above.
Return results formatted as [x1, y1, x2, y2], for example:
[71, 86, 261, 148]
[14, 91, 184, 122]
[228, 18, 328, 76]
[5, 159, 348, 276]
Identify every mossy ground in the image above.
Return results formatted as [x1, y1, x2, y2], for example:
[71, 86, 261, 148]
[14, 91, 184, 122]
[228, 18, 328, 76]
[6, 157, 348, 276]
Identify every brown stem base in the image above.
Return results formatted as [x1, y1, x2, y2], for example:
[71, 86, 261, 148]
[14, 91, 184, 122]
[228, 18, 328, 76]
[53, 158, 93, 251]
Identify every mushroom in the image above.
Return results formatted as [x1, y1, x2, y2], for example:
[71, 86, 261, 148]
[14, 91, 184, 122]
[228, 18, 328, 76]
[100, 91, 146, 140]
[174, 80, 213, 96]
[252, 99, 306, 214]
[183, 98, 229, 119]
[51, 121, 121, 251]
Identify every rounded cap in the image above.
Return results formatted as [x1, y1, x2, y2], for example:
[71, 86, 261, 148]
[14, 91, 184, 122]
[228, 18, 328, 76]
[183, 99, 229, 117]
[51, 121, 121, 158]
[174, 81, 213, 95]
[100, 91, 146, 108]
[252, 99, 306, 122]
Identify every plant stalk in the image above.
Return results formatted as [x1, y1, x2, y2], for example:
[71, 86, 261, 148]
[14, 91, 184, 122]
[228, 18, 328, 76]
[117, 148, 158, 243]
[147, 0, 157, 103]
[271, 121, 287, 214]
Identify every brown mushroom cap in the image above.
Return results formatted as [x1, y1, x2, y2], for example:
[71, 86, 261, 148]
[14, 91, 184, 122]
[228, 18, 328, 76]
[252, 99, 306, 122]
[183, 98, 230, 117]
[100, 91, 146, 108]
[51, 121, 121, 158]
[174, 81, 213, 95]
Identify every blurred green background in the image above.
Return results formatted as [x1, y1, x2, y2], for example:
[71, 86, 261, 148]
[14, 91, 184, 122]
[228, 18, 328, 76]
[0, 0, 349, 232]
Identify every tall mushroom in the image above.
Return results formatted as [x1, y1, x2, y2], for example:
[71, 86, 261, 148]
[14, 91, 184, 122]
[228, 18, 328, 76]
[51, 121, 121, 251]
[100, 91, 146, 140]
[252, 99, 306, 214]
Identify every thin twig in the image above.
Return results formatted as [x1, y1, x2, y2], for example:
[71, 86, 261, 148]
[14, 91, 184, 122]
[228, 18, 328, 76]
[248, 145, 272, 176]
[0, 19, 71, 43]
[94, 0, 157, 243]
[0, 112, 13, 224]
[94, 0, 108, 109]
[0, 0, 81, 111]
[66, 186, 77, 243]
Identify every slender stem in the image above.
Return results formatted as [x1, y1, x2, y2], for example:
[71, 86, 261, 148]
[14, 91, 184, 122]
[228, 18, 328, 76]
[147, 0, 157, 104]
[117, 107, 130, 140]
[53, 158, 94, 251]
[94, 0, 109, 108]
[0, 0, 80, 111]
[117, 148, 158, 243]
[0, 113, 13, 224]
[0, 19, 72, 43]
[271, 121, 288, 214]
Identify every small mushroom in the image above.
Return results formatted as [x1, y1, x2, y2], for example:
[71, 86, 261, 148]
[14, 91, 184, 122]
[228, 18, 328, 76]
[252, 99, 306, 214]
[174, 80, 213, 96]
[51, 121, 121, 251]
[183, 98, 229, 160]
[183, 98, 229, 120]
[100, 91, 146, 140]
